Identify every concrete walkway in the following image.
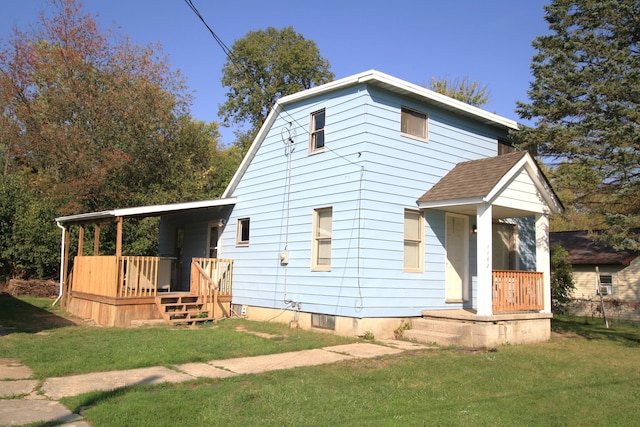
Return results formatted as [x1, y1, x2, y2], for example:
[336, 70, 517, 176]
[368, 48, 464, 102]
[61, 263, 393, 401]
[0, 340, 427, 426]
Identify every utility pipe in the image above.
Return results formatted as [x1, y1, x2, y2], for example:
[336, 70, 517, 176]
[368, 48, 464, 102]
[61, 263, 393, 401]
[53, 221, 66, 306]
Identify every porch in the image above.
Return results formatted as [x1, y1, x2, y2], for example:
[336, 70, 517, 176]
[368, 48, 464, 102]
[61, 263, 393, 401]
[67, 256, 233, 326]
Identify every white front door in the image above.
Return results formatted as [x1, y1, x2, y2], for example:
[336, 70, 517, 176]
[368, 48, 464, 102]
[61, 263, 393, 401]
[445, 213, 469, 302]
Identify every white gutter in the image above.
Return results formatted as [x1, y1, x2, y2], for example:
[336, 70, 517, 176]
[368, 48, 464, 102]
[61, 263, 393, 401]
[53, 221, 66, 306]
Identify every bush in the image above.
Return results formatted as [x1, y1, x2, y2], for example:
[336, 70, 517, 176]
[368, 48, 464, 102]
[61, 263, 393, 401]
[550, 244, 575, 314]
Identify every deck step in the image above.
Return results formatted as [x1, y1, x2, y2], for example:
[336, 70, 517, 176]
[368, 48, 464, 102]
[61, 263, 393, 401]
[155, 294, 212, 325]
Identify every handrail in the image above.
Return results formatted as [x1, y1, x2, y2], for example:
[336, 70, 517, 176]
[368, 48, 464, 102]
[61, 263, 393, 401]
[190, 258, 233, 319]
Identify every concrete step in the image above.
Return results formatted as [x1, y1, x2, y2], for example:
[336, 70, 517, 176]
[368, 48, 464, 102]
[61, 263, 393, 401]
[403, 329, 463, 347]
[410, 318, 470, 335]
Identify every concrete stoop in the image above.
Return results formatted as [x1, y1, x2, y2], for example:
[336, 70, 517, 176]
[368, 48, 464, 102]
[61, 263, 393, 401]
[404, 311, 553, 348]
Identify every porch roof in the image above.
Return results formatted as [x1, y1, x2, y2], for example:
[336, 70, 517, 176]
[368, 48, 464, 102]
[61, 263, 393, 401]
[55, 198, 237, 225]
[416, 151, 563, 218]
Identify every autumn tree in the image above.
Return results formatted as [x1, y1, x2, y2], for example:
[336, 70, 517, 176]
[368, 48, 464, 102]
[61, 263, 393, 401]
[516, 0, 640, 249]
[0, 0, 228, 280]
[427, 76, 490, 107]
[219, 26, 334, 152]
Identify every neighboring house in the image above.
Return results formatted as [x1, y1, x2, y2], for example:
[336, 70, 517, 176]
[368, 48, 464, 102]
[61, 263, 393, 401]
[56, 70, 563, 346]
[550, 230, 640, 320]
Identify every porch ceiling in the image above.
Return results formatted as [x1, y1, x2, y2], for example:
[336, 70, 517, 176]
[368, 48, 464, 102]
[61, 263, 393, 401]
[427, 202, 536, 219]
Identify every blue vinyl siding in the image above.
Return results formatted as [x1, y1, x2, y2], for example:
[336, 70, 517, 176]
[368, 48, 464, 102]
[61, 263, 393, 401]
[222, 82, 514, 318]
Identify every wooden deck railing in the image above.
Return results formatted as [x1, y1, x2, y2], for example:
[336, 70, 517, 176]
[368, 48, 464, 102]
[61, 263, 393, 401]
[118, 256, 174, 297]
[492, 270, 544, 312]
[72, 256, 175, 298]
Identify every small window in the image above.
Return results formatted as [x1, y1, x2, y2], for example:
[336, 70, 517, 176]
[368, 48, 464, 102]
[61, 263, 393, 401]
[401, 107, 427, 140]
[404, 209, 424, 272]
[311, 313, 335, 330]
[236, 218, 250, 246]
[312, 207, 332, 270]
[310, 109, 325, 153]
[598, 275, 613, 296]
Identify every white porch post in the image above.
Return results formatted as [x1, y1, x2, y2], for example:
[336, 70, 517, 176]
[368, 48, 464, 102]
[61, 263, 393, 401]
[536, 214, 552, 313]
[476, 203, 493, 316]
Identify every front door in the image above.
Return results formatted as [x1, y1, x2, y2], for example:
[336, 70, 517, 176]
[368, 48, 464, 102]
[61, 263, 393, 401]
[445, 213, 469, 302]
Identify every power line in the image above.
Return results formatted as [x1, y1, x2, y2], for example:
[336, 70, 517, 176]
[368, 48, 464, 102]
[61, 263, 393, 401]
[183, 0, 234, 61]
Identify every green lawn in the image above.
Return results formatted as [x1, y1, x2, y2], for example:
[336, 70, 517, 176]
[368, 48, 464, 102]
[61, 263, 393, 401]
[3, 295, 640, 426]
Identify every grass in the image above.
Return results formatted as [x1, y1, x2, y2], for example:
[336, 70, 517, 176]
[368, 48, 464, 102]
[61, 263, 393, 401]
[3, 295, 640, 426]
[0, 294, 355, 379]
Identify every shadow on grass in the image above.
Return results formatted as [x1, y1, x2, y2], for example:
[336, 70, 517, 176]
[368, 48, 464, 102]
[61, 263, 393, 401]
[0, 292, 76, 334]
[552, 315, 640, 347]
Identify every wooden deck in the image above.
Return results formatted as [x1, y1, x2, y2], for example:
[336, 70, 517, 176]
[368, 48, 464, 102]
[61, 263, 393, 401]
[66, 257, 233, 326]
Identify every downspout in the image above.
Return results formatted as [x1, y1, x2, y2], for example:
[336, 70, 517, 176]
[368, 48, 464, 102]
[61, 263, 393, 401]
[53, 221, 66, 306]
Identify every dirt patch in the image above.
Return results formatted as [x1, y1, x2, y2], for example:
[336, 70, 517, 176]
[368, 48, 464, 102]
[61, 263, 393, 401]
[3, 279, 59, 297]
[234, 325, 282, 339]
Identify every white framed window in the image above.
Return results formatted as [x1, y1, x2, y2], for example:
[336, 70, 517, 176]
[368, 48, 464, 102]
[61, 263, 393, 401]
[401, 107, 428, 140]
[236, 218, 250, 246]
[312, 207, 332, 270]
[492, 221, 518, 270]
[404, 209, 424, 272]
[310, 109, 326, 153]
[598, 275, 613, 296]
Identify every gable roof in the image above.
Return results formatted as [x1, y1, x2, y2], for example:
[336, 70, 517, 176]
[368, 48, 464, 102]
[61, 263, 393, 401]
[417, 151, 528, 204]
[222, 70, 519, 199]
[416, 151, 563, 217]
[550, 230, 638, 266]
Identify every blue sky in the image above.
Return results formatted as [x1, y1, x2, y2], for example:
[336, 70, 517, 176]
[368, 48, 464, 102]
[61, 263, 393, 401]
[1, 0, 550, 145]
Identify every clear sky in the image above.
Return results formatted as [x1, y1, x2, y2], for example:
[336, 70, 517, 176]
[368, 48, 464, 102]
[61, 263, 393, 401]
[1, 0, 550, 145]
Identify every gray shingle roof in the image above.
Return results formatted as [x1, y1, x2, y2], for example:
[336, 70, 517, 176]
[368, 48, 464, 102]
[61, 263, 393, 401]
[417, 151, 528, 204]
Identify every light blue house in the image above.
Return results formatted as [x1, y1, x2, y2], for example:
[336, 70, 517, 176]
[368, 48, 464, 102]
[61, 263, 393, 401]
[57, 70, 562, 345]
[208, 70, 561, 344]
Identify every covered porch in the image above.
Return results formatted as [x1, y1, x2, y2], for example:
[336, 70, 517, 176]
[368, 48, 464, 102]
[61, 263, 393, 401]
[411, 152, 563, 346]
[55, 199, 236, 326]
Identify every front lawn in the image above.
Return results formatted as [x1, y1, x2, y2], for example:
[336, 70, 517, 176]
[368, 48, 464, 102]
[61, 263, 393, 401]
[2, 295, 639, 426]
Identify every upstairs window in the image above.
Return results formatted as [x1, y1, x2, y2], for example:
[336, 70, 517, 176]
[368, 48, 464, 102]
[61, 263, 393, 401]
[401, 107, 427, 140]
[310, 109, 325, 153]
[312, 207, 332, 270]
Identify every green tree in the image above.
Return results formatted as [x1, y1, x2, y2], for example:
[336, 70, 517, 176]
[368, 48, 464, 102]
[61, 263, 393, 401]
[427, 76, 490, 106]
[516, 0, 640, 249]
[550, 244, 575, 314]
[0, 0, 231, 280]
[219, 26, 334, 152]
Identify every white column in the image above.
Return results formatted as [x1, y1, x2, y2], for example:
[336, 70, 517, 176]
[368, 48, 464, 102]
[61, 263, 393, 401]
[476, 203, 493, 316]
[536, 214, 551, 313]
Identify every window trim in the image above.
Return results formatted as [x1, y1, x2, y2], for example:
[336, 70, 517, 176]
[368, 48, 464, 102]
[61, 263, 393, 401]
[312, 207, 332, 271]
[401, 106, 428, 141]
[403, 209, 424, 273]
[236, 218, 250, 247]
[309, 108, 326, 154]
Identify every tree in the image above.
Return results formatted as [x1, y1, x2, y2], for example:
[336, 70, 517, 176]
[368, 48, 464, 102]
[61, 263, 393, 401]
[0, 0, 230, 280]
[427, 76, 490, 107]
[516, 0, 640, 249]
[550, 244, 575, 314]
[219, 26, 334, 151]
